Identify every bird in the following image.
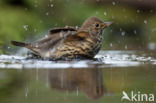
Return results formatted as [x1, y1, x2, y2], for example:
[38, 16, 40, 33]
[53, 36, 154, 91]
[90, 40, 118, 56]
[11, 16, 112, 60]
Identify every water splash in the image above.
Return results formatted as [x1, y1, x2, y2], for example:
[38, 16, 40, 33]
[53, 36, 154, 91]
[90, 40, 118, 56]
[121, 31, 125, 36]
[46, 12, 49, 16]
[144, 20, 147, 24]
[104, 12, 107, 16]
[25, 87, 29, 98]
[50, 4, 54, 7]
[0, 51, 155, 69]
[24, 25, 28, 31]
[112, 1, 116, 5]
[76, 87, 79, 96]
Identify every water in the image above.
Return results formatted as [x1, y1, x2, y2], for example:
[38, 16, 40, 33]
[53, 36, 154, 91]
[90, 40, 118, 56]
[0, 50, 156, 103]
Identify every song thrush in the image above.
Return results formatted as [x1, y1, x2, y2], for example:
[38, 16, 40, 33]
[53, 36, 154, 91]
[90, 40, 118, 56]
[11, 16, 112, 60]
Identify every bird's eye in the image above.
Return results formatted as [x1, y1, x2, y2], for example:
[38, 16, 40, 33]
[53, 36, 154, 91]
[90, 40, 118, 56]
[95, 23, 99, 27]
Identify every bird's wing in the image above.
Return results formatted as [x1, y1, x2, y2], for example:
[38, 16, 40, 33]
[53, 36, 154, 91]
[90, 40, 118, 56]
[31, 26, 78, 47]
[30, 29, 89, 52]
[63, 30, 90, 42]
[12, 27, 87, 55]
[33, 26, 78, 46]
[49, 26, 78, 35]
[29, 29, 79, 54]
[11, 27, 81, 55]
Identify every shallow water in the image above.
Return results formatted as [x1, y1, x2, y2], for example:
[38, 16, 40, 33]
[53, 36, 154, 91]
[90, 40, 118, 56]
[0, 50, 156, 103]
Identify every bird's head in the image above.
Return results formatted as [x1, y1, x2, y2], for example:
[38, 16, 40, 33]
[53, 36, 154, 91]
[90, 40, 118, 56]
[80, 16, 113, 36]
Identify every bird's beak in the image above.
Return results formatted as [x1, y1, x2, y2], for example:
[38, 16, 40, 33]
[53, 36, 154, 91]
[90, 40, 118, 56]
[104, 22, 113, 27]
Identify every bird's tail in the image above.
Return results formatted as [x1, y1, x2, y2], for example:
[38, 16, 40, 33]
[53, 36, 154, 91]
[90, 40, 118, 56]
[11, 41, 29, 47]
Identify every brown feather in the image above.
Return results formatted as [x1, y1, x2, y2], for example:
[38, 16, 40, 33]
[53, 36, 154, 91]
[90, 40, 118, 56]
[49, 27, 77, 34]
[11, 41, 29, 47]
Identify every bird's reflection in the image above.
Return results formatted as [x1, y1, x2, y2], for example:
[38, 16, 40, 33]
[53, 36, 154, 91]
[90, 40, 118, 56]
[47, 68, 107, 100]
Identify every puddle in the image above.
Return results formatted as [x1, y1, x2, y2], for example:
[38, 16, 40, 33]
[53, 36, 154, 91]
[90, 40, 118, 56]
[0, 50, 156, 103]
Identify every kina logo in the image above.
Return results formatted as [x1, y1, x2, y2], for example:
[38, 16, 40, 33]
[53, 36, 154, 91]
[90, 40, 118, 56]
[121, 91, 155, 102]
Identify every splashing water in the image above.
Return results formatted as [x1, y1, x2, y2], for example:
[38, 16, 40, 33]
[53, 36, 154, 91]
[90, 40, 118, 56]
[144, 20, 147, 24]
[112, 1, 116, 5]
[50, 4, 54, 7]
[0, 50, 155, 69]
[104, 12, 107, 16]
[121, 31, 125, 36]
[24, 25, 28, 31]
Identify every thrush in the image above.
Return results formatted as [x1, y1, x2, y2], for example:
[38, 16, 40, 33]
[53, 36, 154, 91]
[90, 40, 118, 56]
[11, 16, 112, 60]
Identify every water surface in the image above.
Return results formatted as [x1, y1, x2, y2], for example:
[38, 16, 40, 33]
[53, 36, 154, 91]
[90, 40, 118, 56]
[0, 50, 156, 103]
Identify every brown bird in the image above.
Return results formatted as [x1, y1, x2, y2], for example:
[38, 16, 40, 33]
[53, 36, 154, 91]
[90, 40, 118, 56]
[11, 16, 112, 60]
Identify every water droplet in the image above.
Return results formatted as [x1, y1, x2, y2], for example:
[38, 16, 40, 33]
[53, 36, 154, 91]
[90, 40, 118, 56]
[61, 72, 64, 88]
[121, 31, 125, 36]
[35, 43, 39, 48]
[150, 10, 153, 13]
[119, 28, 122, 31]
[75, 26, 78, 30]
[96, 11, 99, 15]
[34, 0, 38, 7]
[112, 1, 116, 5]
[65, 25, 69, 28]
[148, 42, 156, 50]
[144, 20, 147, 24]
[23, 25, 28, 31]
[45, 35, 48, 38]
[134, 30, 137, 34]
[34, 29, 37, 32]
[76, 87, 79, 96]
[46, 12, 49, 16]
[125, 45, 127, 49]
[50, 4, 54, 7]
[151, 28, 156, 32]
[104, 12, 107, 16]
[36, 68, 39, 81]
[110, 43, 113, 47]
[136, 9, 140, 13]
[25, 87, 29, 98]
[112, 15, 114, 19]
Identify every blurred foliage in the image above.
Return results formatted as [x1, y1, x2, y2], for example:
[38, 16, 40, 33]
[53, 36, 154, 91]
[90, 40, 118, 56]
[0, 0, 156, 54]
